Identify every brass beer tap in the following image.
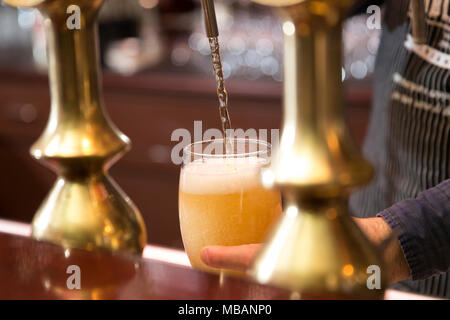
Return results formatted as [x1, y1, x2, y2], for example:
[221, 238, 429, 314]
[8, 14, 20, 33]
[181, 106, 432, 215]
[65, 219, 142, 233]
[250, 0, 386, 299]
[3, 0, 147, 254]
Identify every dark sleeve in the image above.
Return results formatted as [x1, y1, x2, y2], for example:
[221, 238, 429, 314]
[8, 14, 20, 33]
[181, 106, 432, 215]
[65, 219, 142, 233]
[377, 180, 450, 280]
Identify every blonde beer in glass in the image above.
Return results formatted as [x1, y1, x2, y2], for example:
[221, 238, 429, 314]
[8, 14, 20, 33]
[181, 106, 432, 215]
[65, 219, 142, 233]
[179, 138, 282, 274]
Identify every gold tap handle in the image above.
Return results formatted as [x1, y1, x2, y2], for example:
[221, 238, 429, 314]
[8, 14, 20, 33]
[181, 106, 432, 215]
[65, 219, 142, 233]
[201, 0, 219, 37]
[410, 0, 427, 44]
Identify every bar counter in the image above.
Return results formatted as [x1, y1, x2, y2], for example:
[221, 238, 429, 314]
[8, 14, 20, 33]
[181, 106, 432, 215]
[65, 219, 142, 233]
[0, 219, 436, 300]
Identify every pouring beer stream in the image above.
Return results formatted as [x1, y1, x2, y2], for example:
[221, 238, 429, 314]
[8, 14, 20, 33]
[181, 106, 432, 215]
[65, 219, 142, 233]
[201, 0, 233, 151]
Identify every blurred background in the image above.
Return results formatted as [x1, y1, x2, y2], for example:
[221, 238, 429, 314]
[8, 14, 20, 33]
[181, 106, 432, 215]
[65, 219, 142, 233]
[0, 0, 380, 249]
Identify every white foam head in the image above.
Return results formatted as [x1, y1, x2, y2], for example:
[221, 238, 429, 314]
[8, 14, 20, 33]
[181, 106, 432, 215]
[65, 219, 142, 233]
[180, 157, 268, 194]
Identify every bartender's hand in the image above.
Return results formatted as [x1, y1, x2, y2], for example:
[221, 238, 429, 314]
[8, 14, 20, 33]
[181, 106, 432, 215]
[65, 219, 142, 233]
[200, 217, 411, 284]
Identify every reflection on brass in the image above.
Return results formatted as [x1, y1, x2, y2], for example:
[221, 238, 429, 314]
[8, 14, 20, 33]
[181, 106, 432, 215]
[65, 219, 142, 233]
[4, 0, 146, 254]
[37, 248, 140, 300]
[250, 0, 386, 299]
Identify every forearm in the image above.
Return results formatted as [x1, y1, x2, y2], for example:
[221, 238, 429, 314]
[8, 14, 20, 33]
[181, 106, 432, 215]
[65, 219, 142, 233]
[354, 217, 410, 284]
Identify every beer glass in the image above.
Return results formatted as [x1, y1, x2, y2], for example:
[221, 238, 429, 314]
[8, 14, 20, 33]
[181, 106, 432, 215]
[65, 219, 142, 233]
[179, 138, 282, 274]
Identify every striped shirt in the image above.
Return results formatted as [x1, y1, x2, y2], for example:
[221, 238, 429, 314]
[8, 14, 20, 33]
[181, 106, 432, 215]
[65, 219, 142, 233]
[349, 0, 450, 298]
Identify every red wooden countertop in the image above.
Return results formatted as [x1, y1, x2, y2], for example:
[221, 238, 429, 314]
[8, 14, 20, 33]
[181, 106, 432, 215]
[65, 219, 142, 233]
[0, 219, 436, 300]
